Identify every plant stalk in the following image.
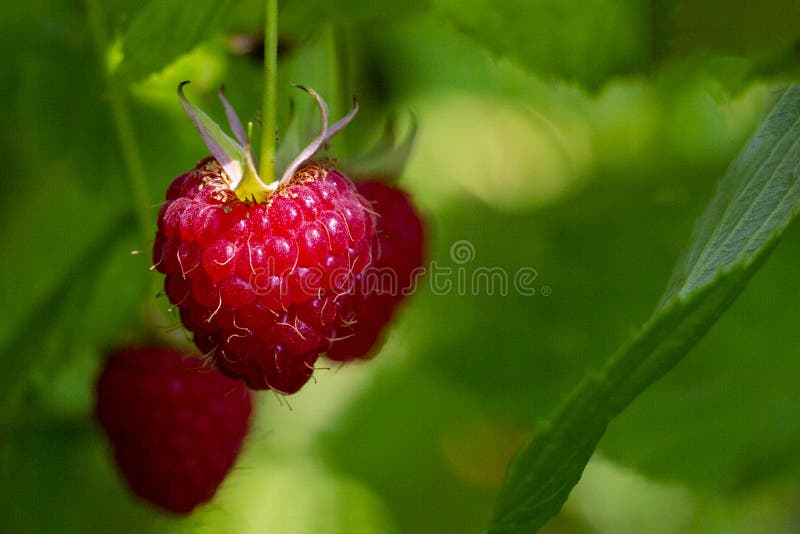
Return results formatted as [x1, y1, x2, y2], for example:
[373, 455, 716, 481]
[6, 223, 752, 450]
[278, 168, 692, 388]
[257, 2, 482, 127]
[84, 0, 152, 243]
[259, 0, 279, 182]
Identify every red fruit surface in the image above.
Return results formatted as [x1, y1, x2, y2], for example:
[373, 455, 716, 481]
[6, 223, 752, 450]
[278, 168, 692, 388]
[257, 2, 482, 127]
[153, 158, 376, 393]
[95, 347, 252, 514]
[327, 180, 426, 361]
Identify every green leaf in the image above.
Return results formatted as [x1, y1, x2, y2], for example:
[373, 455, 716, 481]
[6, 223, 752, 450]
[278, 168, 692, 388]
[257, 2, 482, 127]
[114, 0, 236, 83]
[487, 84, 800, 533]
[434, 0, 651, 89]
[0, 214, 137, 426]
[661, 87, 800, 303]
[600, 230, 800, 488]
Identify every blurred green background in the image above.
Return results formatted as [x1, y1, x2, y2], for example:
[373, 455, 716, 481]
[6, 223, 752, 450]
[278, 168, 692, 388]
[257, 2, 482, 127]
[2, 1, 800, 532]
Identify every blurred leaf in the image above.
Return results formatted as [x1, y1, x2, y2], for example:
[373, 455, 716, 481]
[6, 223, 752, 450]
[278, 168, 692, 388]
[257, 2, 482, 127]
[685, 481, 800, 533]
[227, 0, 431, 34]
[114, 0, 236, 83]
[0, 2, 122, 202]
[411, 182, 684, 422]
[0, 214, 138, 426]
[651, 0, 678, 61]
[488, 84, 800, 532]
[434, 0, 651, 88]
[651, 0, 800, 86]
[665, 0, 800, 55]
[279, 0, 431, 35]
[0, 3, 156, 425]
[319, 364, 500, 534]
[0, 421, 175, 533]
[394, 75, 753, 474]
[30, 231, 154, 420]
[564, 455, 695, 534]
[0, 0, 138, 341]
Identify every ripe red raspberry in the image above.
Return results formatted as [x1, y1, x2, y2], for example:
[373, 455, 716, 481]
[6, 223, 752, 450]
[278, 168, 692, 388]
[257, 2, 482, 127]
[95, 347, 252, 514]
[327, 180, 426, 361]
[155, 83, 377, 393]
[154, 159, 376, 393]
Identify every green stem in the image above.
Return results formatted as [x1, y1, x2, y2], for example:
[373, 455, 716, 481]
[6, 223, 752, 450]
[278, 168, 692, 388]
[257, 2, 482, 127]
[259, 0, 279, 182]
[327, 24, 353, 155]
[84, 0, 152, 242]
[326, 26, 342, 120]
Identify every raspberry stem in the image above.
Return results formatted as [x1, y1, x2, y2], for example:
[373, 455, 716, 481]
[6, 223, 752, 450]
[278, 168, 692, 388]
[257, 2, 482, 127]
[84, 0, 152, 241]
[259, 0, 279, 182]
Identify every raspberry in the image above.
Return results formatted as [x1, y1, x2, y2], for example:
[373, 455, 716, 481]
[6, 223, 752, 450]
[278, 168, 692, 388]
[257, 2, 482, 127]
[154, 160, 376, 393]
[95, 347, 252, 514]
[327, 180, 426, 361]
[155, 83, 377, 393]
